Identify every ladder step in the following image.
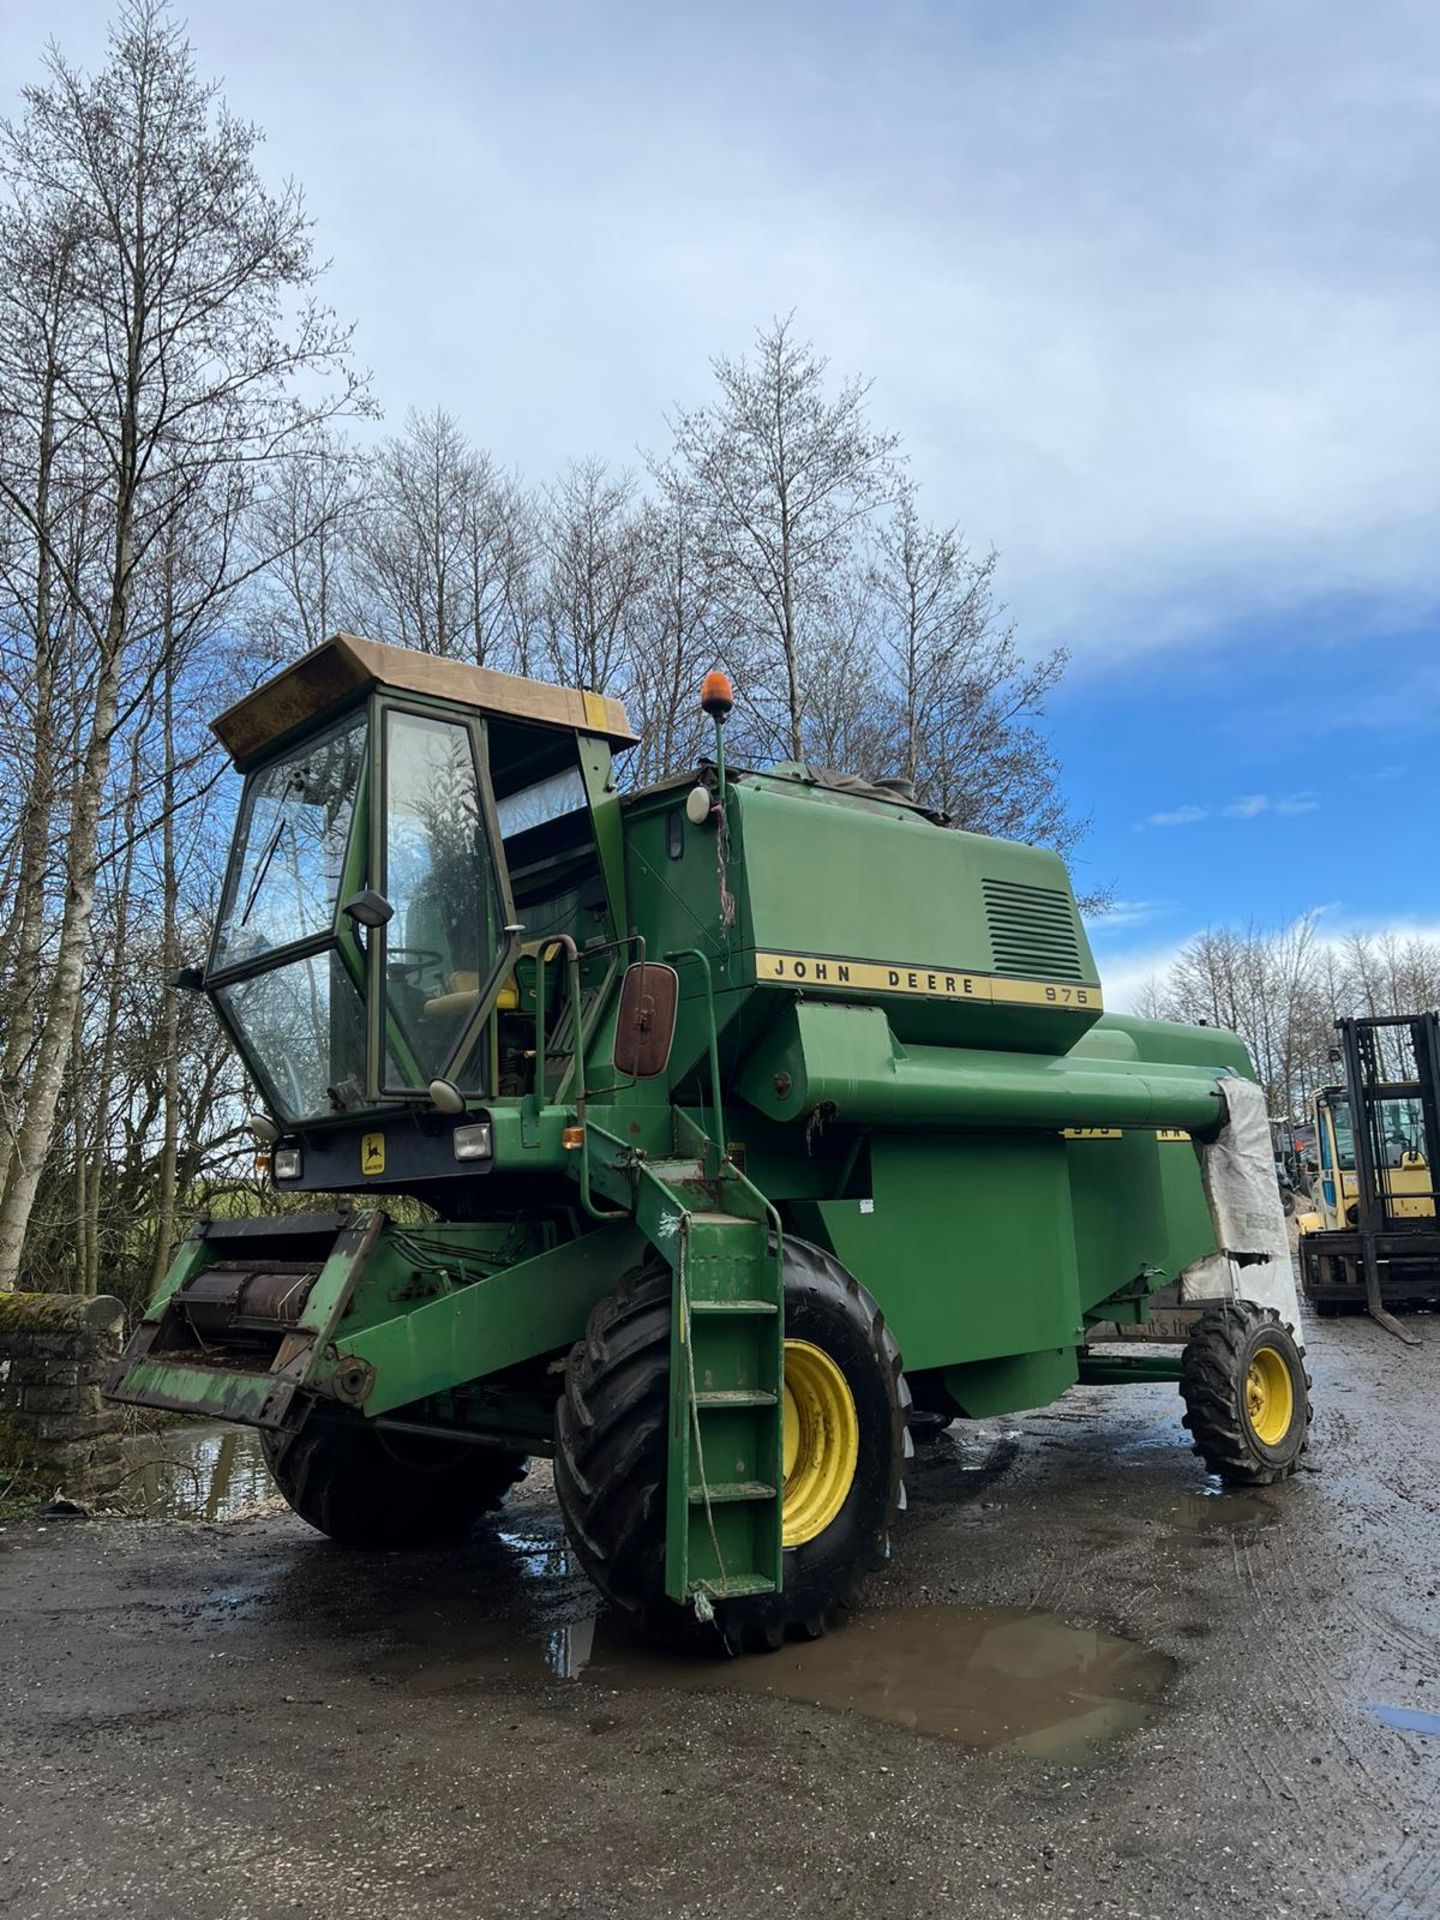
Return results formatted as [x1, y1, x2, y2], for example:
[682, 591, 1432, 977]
[647, 1158, 707, 1184]
[687, 1480, 777, 1505]
[692, 1388, 778, 1408]
[689, 1298, 779, 1316]
[692, 1574, 775, 1599]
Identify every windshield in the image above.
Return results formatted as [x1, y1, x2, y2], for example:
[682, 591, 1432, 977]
[1328, 1095, 1425, 1171]
[214, 950, 367, 1122]
[1377, 1096, 1426, 1166]
[213, 714, 365, 974]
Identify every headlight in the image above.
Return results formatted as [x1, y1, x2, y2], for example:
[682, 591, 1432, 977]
[272, 1146, 303, 1181]
[452, 1121, 493, 1162]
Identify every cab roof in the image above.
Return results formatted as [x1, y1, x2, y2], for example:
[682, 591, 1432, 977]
[212, 633, 639, 768]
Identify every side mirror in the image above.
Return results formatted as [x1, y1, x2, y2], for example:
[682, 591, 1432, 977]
[428, 1078, 465, 1115]
[342, 889, 394, 929]
[612, 962, 680, 1080]
[168, 964, 205, 991]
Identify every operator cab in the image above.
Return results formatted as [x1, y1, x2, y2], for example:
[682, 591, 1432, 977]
[1312, 1083, 1430, 1227]
[200, 635, 636, 1137]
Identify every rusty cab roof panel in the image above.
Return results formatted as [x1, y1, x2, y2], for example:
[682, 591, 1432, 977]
[212, 632, 639, 768]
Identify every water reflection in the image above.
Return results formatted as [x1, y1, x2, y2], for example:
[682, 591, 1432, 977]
[382, 1592, 1175, 1760]
[119, 1422, 275, 1520]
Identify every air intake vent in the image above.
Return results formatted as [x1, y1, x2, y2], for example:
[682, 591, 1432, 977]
[982, 878, 1085, 981]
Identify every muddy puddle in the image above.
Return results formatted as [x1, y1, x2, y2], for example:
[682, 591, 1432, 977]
[383, 1589, 1176, 1759]
[118, 1421, 275, 1520]
[1171, 1487, 1284, 1532]
[125, 1425, 1176, 1758]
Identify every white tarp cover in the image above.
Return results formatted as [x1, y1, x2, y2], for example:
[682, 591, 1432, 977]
[1179, 1073, 1301, 1326]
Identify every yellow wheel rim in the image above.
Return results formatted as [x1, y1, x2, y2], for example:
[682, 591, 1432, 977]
[1245, 1344, 1295, 1448]
[781, 1339, 859, 1547]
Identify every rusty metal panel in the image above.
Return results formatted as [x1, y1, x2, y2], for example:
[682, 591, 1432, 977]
[212, 632, 638, 766]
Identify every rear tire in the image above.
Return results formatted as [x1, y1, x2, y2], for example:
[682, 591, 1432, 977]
[1179, 1302, 1311, 1485]
[554, 1237, 911, 1651]
[262, 1420, 527, 1549]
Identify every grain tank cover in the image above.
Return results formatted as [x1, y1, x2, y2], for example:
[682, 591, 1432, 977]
[729, 770, 1104, 1053]
[213, 632, 639, 769]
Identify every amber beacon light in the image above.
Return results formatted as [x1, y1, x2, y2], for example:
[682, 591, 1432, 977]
[700, 670, 733, 720]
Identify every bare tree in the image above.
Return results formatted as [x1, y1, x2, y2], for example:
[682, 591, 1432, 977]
[666, 314, 903, 761]
[536, 459, 648, 695]
[0, 0, 364, 1288]
[347, 408, 534, 670]
[246, 429, 363, 663]
[1140, 918, 1440, 1121]
[622, 471, 732, 785]
[869, 497, 1080, 852]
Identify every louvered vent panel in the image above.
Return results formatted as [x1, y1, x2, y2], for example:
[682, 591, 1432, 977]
[982, 878, 1085, 980]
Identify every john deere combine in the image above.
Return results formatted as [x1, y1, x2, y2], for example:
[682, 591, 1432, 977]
[108, 636, 1311, 1648]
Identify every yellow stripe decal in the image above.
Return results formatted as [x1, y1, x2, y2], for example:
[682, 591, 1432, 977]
[754, 950, 1103, 1012]
[1060, 1127, 1193, 1142]
[581, 690, 609, 732]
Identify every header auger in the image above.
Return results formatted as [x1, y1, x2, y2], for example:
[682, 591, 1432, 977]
[108, 634, 1310, 1650]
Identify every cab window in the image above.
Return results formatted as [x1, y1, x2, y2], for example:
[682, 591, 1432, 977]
[380, 710, 504, 1088]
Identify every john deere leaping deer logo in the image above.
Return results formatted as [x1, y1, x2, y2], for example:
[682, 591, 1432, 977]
[360, 1132, 386, 1176]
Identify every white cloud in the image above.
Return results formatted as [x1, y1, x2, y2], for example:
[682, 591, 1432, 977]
[11, 1, 1437, 661]
[1095, 936, 1197, 1013]
[1087, 899, 1172, 932]
[1140, 791, 1322, 829]
[1143, 804, 1210, 829]
[1098, 913, 1440, 1014]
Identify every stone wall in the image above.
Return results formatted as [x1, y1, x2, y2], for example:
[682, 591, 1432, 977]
[0, 1292, 127, 1499]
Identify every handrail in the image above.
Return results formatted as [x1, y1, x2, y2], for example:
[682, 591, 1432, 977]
[665, 946, 726, 1153]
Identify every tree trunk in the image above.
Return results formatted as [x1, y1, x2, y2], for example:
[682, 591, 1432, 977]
[71, 989, 92, 1295]
[0, 570, 128, 1290]
[147, 614, 182, 1294]
[85, 727, 145, 1294]
[0, 361, 61, 1208]
[780, 518, 802, 761]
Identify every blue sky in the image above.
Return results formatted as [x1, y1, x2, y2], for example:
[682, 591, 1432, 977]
[4, 0, 1438, 1002]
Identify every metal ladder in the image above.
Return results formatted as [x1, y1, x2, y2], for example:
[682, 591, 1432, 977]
[634, 1123, 785, 1607]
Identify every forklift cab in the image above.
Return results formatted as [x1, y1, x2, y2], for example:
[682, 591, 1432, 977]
[199, 635, 637, 1136]
[1304, 1084, 1434, 1234]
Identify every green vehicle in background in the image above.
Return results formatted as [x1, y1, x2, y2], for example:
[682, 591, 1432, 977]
[108, 635, 1312, 1649]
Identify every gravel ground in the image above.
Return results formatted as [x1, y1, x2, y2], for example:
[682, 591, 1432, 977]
[2, 1305, 1438, 1920]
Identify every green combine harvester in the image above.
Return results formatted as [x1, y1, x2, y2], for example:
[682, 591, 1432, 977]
[108, 636, 1312, 1649]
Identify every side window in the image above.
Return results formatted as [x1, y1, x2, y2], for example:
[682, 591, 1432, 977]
[382, 711, 502, 1087]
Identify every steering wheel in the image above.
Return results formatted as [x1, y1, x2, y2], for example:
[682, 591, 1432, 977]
[385, 945, 445, 987]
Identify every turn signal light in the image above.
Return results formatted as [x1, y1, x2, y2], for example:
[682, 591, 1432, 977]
[561, 1126, 585, 1151]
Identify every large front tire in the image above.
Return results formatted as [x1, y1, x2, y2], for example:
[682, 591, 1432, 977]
[262, 1420, 527, 1549]
[554, 1238, 911, 1651]
[1179, 1302, 1312, 1485]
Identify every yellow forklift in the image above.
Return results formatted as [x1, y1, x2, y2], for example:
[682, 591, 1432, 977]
[1297, 1013, 1440, 1340]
